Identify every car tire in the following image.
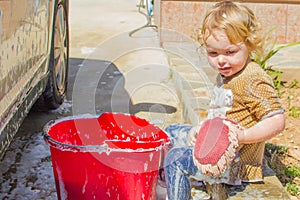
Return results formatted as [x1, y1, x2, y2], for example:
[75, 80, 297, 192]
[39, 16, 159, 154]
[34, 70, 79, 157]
[43, 0, 69, 109]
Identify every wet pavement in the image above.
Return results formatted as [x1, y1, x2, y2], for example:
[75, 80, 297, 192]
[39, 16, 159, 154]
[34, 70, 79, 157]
[0, 111, 59, 199]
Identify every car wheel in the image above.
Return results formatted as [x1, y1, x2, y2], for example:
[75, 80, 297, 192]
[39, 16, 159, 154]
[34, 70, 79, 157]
[43, 0, 69, 109]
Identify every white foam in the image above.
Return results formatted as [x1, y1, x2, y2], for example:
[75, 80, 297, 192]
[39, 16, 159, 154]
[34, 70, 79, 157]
[80, 47, 96, 55]
[50, 101, 72, 114]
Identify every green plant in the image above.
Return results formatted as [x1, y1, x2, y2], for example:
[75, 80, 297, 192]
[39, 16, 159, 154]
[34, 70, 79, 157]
[288, 79, 299, 89]
[250, 27, 300, 95]
[284, 165, 300, 196]
[286, 183, 298, 196]
[265, 143, 288, 155]
[264, 144, 300, 197]
[289, 106, 300, 118]
[284, 165, 300, 178]
[286, 80, 300, 118]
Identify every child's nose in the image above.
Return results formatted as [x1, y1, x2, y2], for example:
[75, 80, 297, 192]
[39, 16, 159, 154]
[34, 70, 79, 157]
[217, 55, 226, 65]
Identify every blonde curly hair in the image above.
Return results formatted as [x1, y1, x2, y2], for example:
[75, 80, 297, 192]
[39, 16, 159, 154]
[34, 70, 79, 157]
[197, 1, 263, 55]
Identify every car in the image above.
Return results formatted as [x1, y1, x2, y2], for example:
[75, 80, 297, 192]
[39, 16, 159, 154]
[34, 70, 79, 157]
[0, 0, 69, 158]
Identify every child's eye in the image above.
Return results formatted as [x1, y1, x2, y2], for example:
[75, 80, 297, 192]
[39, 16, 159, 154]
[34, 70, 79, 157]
[226, 50, 236, 55]
[208, 51, 218, 56]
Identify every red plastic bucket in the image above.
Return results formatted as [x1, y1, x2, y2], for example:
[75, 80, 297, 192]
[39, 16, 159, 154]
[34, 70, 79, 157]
[44, 112, 170, 200]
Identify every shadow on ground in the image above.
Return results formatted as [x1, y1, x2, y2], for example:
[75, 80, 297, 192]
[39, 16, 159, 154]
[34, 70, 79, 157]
[68, 58, 176, 115]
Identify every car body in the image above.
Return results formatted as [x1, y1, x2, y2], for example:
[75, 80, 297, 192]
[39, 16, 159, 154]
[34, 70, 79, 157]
[0, 0, 69, 158]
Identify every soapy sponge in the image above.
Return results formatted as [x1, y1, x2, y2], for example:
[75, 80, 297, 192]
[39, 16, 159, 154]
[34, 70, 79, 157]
[193, 117, 239, 176]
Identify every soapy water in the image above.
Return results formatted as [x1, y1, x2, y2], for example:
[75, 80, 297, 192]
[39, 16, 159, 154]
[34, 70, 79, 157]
[0, 133, 57, 200]
[49, 101, 72, 115]
[80, 47, 97, 55]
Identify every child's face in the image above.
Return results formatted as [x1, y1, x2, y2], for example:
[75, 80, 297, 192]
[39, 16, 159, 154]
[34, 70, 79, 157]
[204, 29, 250, 77]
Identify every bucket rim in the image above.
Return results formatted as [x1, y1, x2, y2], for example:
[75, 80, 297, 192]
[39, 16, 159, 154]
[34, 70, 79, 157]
[43, 113, 170, 153]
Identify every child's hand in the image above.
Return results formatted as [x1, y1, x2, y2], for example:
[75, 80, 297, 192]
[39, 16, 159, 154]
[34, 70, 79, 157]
[187, 125, 201, 146]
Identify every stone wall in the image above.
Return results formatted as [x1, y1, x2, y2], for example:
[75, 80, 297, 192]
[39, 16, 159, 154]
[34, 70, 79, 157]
[155, 0, 300, 44]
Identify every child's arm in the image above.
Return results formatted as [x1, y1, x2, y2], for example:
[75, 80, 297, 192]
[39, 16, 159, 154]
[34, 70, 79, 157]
[224, 113, 285, 144]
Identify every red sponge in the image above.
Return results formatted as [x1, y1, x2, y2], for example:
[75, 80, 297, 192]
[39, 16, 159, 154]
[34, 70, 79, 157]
[194, 117, 229, 164]
[193, 117, 239, 176]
